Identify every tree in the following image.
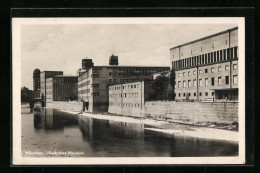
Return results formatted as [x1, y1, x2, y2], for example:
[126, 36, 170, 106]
[170, 68, 176, 100]
[152, 75, 170, 100]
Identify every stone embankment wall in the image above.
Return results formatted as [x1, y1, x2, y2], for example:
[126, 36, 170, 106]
[46, 101, 83, 112]
[109, 101, 238, 124]
[144, 101, 238, 124]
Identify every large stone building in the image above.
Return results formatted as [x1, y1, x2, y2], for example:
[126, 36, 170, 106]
[40, 71, 63, 105]
[78, 55, 170, 113]
[108, 80, 154, 116]
[46, 75, 78, 104]
[171, 27, 238, 101]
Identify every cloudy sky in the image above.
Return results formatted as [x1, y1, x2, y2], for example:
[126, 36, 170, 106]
[21, 23, 237, 89]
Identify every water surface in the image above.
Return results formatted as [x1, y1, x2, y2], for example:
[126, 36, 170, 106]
[21, 108, 238, 157]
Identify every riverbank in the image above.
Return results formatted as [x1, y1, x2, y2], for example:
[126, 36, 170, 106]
[57, 109, 239, 143]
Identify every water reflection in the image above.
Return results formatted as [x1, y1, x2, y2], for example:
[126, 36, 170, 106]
[34, 108, 78, 130]
[78, 116, 144, 142]
[31, 108, 238, 157]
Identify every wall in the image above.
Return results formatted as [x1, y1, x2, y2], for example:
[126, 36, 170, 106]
[144, 101, 238, 124]
[109, 100, 238, 124]
[46, 101, 83, 112]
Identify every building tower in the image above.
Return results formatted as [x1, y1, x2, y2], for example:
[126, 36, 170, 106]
[33, 68, 41, 92]
[82, 58, 94, 70]
[109, 54, 119, 66]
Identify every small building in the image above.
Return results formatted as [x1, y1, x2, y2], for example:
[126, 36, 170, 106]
[108, 80, 154, 117]
[170, 27, 238, 101]
[45, 75, 78, 104]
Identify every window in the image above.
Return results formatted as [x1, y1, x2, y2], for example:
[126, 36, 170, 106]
[108, 79, 112, 83]
[109, 72, 112, 76]
[211, 77, 215, 86]
[224, 49, 227, 60]
[205, 69, 208, 73]
[93, 74, 99, 78]
[205, 78, 208, 86]
[194, 92, 196, 96]
[179, 93, 181, 97]
[199, 92, 202, 96]
[188, 71, 191, 76]
[178, 73, 181, 77]
[212, 92, 214, 96]
[92, 92, 99, 96]
[233, 75, 238, 85]
[218, 77, 222, 85]
[193, 79, 196, 87]
[225, 76, 229, 85]
[218, 66, 221, 72]
[234, 46, 238, 59]
[199, 79, 202, 87]
[225, 65, 229, 71]
[205, 92, 208, 96]
[178, 81, 181, 88]
[93, 84, 99, 88]
[183, 81, 186, 88]
[114, 79, 117, 83]
[183, 93, 186, 97]
[233, 64, 237, 70]
[211, 68, 214, 73]
[188, 80, 191, 87]
[183, 72, 185, 77]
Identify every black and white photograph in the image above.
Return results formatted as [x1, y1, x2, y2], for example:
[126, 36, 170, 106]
[12, 17, 245, 165]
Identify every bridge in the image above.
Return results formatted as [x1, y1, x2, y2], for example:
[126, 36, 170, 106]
[27, 98, 45, 112]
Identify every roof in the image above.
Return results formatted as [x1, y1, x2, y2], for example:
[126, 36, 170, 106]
[108, 79, 153, 87]
[78, 65, 170, 77]
[153, 70, 170, 74]
[170, 27, 238, 50]
[94, 65, 170, 68]
[41, 71, 63, 73]
[54, 75, 78, 78]
[210, 88, 238, 91]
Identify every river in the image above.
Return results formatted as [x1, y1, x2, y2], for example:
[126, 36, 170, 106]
[21, 107, 238, 157]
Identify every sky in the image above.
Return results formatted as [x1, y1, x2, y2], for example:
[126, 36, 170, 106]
[21, 23, 237, 90]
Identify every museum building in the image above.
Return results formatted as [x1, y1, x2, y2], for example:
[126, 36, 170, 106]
[170, 27, 238, 101]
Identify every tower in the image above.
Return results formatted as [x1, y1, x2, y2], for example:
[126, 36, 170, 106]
[33, 69, 41, 92]
[82, 58, 94, 70]
[109, 54, 119, 66]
